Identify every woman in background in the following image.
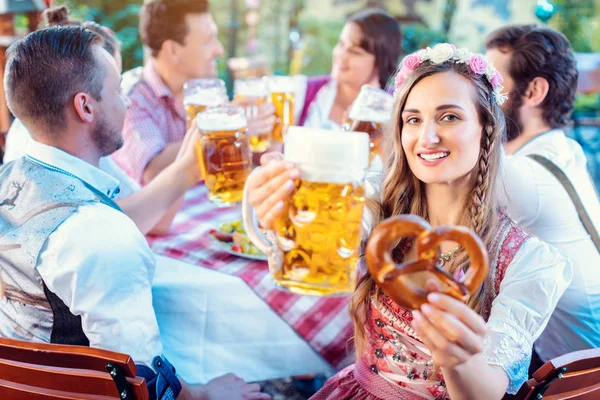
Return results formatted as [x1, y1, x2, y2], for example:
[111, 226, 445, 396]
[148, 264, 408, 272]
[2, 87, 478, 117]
[297, 8, 402, 130]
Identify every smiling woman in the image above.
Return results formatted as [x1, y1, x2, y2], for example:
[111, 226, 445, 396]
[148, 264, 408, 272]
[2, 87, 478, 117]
[244, 44, 572, 400]
[298, 8, 402, 130]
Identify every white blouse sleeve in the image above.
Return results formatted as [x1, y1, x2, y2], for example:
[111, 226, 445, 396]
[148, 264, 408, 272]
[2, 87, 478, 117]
[483, 237, 572, 394]
[293, 74, 308, 121]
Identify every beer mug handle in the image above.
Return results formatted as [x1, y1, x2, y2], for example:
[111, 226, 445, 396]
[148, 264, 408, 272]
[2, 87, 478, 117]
[242, 169, 274, 256]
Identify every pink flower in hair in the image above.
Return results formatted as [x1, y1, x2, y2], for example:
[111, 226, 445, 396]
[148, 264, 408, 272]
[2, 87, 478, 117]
[402, 54, 421, 72]
[469, 55, 487, 75]
[395, 71, 407, 89]
[491, 70, 504, 88]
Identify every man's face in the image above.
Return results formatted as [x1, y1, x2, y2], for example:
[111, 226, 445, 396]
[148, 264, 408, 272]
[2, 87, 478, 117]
[174, 13, 225, 79]
[91, 46, 128, 156]
[485, 48, 523, 141]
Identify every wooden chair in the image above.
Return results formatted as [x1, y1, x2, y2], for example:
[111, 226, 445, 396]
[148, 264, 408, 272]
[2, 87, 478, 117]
[0, 337, 149, 399]
[514, 348, 600, 399]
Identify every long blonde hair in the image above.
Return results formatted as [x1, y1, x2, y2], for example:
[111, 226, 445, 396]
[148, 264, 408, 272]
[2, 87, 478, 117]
[351, 60, 507, 354]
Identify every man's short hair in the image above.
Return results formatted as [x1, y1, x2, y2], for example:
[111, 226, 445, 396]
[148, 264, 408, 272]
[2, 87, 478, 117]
[139, 0, 210, 58]
[485, 24, 578, 129]
[4, 26, 105, 132]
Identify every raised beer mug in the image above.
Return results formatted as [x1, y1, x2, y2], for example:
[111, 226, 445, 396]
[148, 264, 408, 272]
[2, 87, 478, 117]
[343, 85, 394, 164]
[196, 106, 252, 207]
[184, 78, 228, 129]
[243, 127, 370, 296]
[234, 78, 271, 153]
[267, 76, 295, 143]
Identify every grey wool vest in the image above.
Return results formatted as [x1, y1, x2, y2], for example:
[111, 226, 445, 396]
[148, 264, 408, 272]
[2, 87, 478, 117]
[0, 156, 121, 345]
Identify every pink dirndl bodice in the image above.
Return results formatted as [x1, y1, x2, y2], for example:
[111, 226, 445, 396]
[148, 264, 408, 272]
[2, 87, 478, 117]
[311, 216, 531, 400]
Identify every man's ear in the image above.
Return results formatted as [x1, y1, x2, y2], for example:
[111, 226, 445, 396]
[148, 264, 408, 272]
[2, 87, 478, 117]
[522, 77, 549, 108]
[73, 92, 95, 123]
[161, 39, 180, 64]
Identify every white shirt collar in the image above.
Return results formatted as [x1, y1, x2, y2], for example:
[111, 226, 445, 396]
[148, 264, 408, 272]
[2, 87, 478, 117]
[25, 141, 121, 199]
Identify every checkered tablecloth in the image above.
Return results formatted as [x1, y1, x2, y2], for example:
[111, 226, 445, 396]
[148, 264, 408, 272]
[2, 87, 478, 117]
[147, 183, 354, 369]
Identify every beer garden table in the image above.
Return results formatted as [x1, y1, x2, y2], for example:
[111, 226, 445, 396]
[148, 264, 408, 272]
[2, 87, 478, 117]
[149, 183, 354, 383]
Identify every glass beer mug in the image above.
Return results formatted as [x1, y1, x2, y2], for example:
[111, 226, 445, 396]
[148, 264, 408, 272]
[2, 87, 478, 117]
[267, 76, 295, 143]
[184, 78, 228, 130]
[343, 85, 394, 163]
[196, 106, 253, 207]
[234, 78, 271, 153]
[242, 127, 370, 296]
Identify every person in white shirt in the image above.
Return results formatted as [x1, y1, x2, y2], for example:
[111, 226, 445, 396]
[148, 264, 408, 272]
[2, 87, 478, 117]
[485, 25, 600, 366]
[0, 26, 269, 400]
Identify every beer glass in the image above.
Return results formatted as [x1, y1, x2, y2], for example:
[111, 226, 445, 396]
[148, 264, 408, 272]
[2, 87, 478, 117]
[267, 76, 295, 143]
[196, 106, 252, 207]
[184, 78, 227, 130]
[242, 127, 370, 296]
[343, 86, 394, 163]
[234, 78, 270, 153]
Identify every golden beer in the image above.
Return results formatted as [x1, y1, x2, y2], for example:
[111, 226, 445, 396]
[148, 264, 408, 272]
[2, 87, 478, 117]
[267, 77, 296, 143]
[345, 117, 387, 162]
[183, 79, 227, 129]
[234, 78, 271, 152]
[272, 180, 366, 295]
[196, 107, 252, 206]
[344, 86, 393, 163]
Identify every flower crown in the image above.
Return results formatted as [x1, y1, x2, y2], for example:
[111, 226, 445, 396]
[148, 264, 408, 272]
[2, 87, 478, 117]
[394, 43, 507, 106]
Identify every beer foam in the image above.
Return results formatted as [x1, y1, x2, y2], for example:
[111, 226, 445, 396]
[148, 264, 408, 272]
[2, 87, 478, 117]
[184, 90, 225, 107]
[196, 109, 247, 131]
[267, 76, 295, 93]
[348, 107, 391, 124]
[234, 79, 268, 97]
[298, 165, 366, 184]
[285, 127, 370, 177]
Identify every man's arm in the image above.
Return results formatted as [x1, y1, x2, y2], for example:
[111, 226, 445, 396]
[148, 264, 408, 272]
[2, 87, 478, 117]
[142, 140, 183, 184]
[118, 120, 203, 235]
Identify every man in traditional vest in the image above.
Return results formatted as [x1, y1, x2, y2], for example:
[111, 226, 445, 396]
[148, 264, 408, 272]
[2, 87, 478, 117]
[0, 26, 269, 400]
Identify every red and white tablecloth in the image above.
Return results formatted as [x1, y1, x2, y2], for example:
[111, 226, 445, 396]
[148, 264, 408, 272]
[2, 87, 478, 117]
[148, 183, 354, 369]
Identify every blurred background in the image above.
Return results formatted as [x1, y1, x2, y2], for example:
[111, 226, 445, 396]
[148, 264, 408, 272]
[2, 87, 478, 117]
[3, 0, 600, 187]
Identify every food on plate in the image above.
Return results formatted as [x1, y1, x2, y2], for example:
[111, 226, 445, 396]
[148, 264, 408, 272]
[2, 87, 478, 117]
[209, 220, 265, 257]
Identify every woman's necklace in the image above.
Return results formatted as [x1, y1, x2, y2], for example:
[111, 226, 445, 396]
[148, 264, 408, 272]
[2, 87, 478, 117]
[438, 246, 460, 266]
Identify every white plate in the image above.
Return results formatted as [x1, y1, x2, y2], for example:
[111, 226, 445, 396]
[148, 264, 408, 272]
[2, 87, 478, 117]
[207, 233, 268, 261]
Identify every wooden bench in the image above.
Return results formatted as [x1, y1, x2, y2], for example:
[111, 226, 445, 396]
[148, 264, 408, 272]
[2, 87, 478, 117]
[0, 338, 149, 399]
[514, 348, 600, 399]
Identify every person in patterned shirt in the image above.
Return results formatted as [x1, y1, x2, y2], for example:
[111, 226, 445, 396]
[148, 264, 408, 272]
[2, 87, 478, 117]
[112, 0, 275, 185]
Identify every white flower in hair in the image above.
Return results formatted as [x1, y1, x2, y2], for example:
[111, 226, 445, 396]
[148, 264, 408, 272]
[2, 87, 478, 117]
[429, 43, 455, 64]
[454, 48, 472, 64]
[485, 64, 497, 81]
[416, 48, 429, 61]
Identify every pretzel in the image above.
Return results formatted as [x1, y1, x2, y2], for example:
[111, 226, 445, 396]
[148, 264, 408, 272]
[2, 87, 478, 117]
[366, 215, 489, 310]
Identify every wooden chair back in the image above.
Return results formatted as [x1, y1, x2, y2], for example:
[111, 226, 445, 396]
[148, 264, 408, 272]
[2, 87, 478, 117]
[0, 338, 149, 399]
[515, 348, 600, 399]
